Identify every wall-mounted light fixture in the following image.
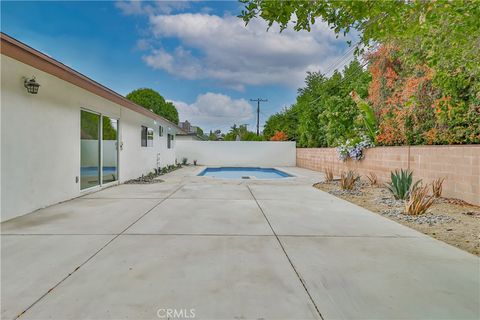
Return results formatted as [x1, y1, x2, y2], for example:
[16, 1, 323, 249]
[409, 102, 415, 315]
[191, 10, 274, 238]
[24, 76, 40, 94]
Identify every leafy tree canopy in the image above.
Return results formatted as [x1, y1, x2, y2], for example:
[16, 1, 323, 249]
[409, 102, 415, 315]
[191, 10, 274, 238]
[263, 59, 371, 147]
[239, 0, 480, 101]
[126, 88, 179, 124]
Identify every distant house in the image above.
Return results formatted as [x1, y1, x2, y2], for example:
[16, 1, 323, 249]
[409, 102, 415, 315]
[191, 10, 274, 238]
[178, 120, 206, 141]
[213, 130, 224, 141]
[0, 33, 182, 221]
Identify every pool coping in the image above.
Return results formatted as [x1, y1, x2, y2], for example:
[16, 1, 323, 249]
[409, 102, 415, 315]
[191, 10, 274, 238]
[193, 166, 297, 181]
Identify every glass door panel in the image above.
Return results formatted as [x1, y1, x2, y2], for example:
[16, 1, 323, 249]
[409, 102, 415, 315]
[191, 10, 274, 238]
[80, 110, 100, 189]
[102, 116, 118, 183]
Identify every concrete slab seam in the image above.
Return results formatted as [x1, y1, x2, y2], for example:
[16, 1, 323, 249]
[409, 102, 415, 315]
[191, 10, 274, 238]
[13, 184, 185, 320]
[246, 185, 325, 320]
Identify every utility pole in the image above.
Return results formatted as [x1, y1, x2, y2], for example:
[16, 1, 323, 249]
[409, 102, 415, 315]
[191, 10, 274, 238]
[250, 98, 267, 135]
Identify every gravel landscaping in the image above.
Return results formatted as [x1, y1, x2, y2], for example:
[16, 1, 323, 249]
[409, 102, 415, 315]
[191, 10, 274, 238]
[314, 180, 480, 256]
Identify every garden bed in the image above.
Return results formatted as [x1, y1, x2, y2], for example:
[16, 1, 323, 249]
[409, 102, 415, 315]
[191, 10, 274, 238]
[124, 164, 182, 184]
[314, 181, 480, 256]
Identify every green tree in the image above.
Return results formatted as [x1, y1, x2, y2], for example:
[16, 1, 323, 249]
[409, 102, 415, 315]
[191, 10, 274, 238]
[240, 0, 480, 107]
[126, 88, 179, 124]
[263, 60, 371, 147]
[208, 130, 216, 140]
[263, 106, 299, 141]
[224, 124, 264, 141]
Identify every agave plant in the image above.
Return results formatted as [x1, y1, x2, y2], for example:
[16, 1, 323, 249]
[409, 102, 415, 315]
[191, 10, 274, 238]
[386, 169, 420, 200]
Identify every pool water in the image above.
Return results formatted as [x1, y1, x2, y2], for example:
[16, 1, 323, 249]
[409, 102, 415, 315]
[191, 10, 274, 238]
[81, 166, 116, 176]
[198, 167, 292, 179]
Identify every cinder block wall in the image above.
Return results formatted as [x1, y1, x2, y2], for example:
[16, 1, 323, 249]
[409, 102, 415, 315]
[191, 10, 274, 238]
[297, 146, 480, 205]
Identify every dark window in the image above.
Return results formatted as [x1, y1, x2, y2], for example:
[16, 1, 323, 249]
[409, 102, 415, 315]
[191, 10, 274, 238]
[159, 126, 164, 137]
[167, 134, 172, 149]
[141, 126, 147, 147]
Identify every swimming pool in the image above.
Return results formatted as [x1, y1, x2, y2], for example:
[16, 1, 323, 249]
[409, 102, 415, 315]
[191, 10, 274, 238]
[198, 167, 292, 179]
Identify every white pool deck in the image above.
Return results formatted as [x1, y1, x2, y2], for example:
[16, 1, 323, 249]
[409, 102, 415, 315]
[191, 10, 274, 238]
[1, 166, 479, 319]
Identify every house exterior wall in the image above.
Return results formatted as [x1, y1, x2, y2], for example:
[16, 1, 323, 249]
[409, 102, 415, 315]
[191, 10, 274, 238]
[1, 55, 176, 221]
[296, 146, 480, 205]
[176, 141, 296, 166]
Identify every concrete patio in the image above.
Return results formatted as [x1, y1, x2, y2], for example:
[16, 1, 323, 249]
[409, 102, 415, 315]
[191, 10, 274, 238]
[1, 166, 479, 320]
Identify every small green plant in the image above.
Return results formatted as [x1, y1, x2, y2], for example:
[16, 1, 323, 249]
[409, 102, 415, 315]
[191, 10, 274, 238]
[181, 157, 188, 165]
[431, 177, 445, 198]
[386, 169, 420, 200]
[324, 167, 334, 182]
[340, 170, 359, 190]
[405, 184, 435, 215]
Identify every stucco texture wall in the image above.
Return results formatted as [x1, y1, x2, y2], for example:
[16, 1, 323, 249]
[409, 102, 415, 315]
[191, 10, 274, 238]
[176, 141, 296, 167]
[297, 146, 480, 205]
[1, 55, 176, 221]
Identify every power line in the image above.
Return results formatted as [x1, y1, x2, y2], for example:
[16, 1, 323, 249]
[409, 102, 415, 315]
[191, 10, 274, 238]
[309, 57, 371, 106]
[317, 11, 390, 78]
[322, 44, 358, 77]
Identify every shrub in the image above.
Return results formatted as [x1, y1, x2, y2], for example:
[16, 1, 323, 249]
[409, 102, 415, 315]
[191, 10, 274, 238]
[386, 169, 420, 200]
[340, 171, 359, 190]
[270, 130, 288, 141]
[336, 135, 374, 161]
[324, 167, 334, 182]
[193, 160, 197, 166]
[181, 157, 188, 165]
[405, 184, 435, 215]
[366, 172, 378, 186]
[431, 177, 445, 198]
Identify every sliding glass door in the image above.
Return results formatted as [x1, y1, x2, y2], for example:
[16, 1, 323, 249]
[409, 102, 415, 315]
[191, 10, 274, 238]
[80, 110, 101, 189]
[80, 110, 118, 190]
[102, 116, 118, 184]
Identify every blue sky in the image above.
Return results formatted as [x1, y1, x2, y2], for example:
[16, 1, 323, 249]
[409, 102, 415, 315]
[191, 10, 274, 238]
[1, 1, 353, 132]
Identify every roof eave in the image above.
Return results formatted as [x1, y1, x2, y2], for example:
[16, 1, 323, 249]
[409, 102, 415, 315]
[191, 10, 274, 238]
[0, 32, 183, 132]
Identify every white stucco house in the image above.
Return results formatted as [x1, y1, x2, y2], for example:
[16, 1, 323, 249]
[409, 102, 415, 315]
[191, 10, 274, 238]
[0, 33, 182, 221]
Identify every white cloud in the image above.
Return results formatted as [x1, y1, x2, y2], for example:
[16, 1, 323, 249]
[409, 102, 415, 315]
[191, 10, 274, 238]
[115, 0, 191, 16]
[170, 92, 253, 130]
[142, 12, 350, 90]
